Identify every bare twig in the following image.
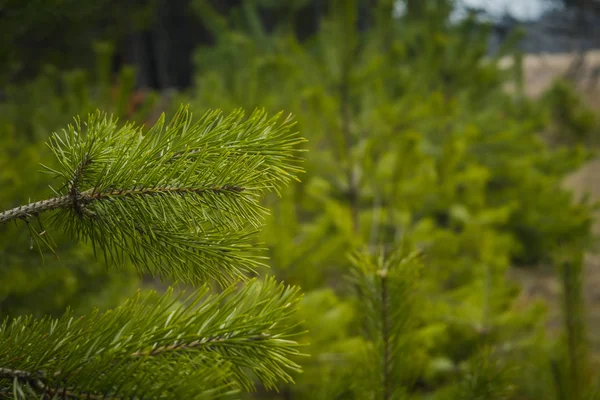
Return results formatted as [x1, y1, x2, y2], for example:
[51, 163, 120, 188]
[0, 185, 246, 225]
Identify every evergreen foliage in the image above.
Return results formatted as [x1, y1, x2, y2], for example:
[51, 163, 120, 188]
[346, 247, 422, 399]
[0, 277, 301, 399]
[1, 0, 600, 398]
[25, 106, 303, 285]
[0, 1, 157, 85]
[0, 43, 156, 318]
[0, 106, 306, 398]
[186, 0, 599, 398]
[542, 79, 600, 146]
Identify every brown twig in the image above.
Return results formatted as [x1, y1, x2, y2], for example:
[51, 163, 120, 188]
[0, 185, 246, 225]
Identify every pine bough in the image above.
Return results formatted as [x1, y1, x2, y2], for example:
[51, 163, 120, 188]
[0, 106, 306, 399]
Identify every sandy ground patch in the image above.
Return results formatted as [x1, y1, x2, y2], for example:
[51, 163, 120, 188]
[510, 50, 600, 349]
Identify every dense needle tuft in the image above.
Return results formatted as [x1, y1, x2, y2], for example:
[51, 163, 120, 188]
[36, 105, 306, 285]
[0, 105, 307, 398]
[0, 277, 304, 399]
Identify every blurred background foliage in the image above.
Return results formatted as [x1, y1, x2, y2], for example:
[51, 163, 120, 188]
[1, 0, 600, 398]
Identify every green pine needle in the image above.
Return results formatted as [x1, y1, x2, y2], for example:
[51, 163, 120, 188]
[0, 277, 304, 399]
[33, 105, 306, 285]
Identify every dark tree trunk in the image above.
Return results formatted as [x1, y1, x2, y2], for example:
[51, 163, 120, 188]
[114, 0, 381, 90]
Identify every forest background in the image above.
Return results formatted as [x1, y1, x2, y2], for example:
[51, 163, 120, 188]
[1, 0, 600, 398]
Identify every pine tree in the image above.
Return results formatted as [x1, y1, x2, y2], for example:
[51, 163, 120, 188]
[0, 106, 306, 398]
[187, 0, 598, 398]
[5, 0, 597, 398]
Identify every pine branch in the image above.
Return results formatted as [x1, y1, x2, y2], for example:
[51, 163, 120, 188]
[379, 269, 391, 400]
[0, 196, 71, 224]
[0, 106, 305, 285]
[348, 247, 422, 399]
[0, 368, 115, 399]
[556, 247, 589, 400]
[0, 277, 304, 399]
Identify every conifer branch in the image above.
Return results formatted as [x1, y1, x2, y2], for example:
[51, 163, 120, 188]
[0, 185, 246, 225]
[0, 367, 115, 400]
[0, 196, 71, 223]
[378, 268, 392, 400]
[0, 278, 303, 398]
[0, 106, 305, 285]
[129, 332, 271, 358]
[348, 248, 421, 398]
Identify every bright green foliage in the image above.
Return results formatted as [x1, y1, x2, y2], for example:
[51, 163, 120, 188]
[186, 0, 598, 398]
[1, 106, 303, 287]
[0, 106, 306, 398]
[292, 288, 364, 399]
[33, 107, 303, 286]
[0, 277, 301, 399]
[2, 0, 599, 398]
[447, 348, 516, 400]
[0, 43, 156, 318]
[347, 248, 422, 399]
[0, 43, 157, 142]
